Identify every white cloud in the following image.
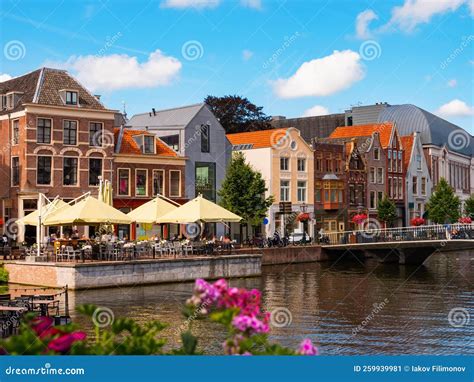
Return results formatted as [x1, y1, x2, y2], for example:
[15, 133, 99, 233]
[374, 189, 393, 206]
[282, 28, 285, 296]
[447, 79, 457, 87]
[242, 49, 254, 61]
[272, 50, 365, 99]
[302, 105, 329, 117]
[161, 0, 220, 9]
[355, 9, 378, 39]
[47, 50, 181, 91]
[241, 0, 261, 9]
[387, 0, 467, 32]
[436, 99, 473, 117]
[0, 74, 12, 82]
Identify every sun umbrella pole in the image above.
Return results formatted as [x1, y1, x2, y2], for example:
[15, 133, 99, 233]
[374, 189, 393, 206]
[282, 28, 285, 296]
[37, 193, 43, 256]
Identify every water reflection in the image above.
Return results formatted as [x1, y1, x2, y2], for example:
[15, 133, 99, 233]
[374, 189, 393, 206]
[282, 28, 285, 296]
[70, 252, 474, 355]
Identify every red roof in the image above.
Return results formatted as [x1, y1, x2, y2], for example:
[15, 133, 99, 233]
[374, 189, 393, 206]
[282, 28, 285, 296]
[401, 134, 415, 168]
[329, 122, 394, 148]
[114, 128, 177, 156]
[227, 128, 289, 149]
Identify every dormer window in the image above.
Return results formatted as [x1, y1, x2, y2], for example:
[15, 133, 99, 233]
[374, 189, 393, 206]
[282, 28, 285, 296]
[66, 91, 78, 105]
[2, 92, 23, 110]
[143, 135, 155, 154]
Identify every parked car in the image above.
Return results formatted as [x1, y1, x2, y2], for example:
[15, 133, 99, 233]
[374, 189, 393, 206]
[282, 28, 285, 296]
[288, 232, 311, 244]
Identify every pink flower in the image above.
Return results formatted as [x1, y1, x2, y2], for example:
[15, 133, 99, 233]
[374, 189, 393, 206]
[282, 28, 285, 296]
[31, 317, 54, 337]
[39, 327, 63, 339]
[232, 314, 269, 334]
[47, 331, 87, 353]
[298, 339, 318, 355]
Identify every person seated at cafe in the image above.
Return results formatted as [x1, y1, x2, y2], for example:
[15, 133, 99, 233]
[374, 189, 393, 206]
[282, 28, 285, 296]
[71, 229, 80, 239]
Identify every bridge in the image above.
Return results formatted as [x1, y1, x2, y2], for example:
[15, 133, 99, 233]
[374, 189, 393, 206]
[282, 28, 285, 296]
[321, 224, 474, 265]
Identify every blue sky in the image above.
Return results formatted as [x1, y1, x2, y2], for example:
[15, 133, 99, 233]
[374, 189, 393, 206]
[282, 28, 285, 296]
[1, 0, 473, 133]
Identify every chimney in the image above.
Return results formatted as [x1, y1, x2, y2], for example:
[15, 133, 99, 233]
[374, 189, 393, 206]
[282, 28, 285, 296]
[94, 94, 101, 100]
[152, 108, 156, 116]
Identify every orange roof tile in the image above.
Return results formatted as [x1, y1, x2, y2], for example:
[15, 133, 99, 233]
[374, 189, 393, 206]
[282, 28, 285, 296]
[114, 128, 177, 156]
[401, 135, 415, 168]
[226, 128, 289, 149]
[329, 122, 394, 148]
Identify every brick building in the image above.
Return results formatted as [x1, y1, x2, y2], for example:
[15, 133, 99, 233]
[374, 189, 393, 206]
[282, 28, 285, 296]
[113, 127, 186, 239]
[0, 68, 116, 243]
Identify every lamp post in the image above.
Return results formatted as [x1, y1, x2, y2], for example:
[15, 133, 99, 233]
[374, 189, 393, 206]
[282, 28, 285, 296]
[301, 202, 307, 244]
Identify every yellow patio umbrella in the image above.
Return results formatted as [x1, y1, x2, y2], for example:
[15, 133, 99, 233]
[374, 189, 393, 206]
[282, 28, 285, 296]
[17, 199, 70, 226]
[43, 196, 132, 226]
[157, 194, 242, 224]
[127, 197, 178, 224]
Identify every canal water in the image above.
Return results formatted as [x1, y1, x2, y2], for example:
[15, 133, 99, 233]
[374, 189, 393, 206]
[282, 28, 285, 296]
[69, 251, 474, 355]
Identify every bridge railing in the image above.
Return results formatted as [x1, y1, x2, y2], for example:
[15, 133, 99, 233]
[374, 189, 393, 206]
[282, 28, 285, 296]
[321, 223, 474, 246]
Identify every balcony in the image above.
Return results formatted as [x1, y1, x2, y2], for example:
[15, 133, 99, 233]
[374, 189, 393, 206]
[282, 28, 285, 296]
[323, 201, 341, 210]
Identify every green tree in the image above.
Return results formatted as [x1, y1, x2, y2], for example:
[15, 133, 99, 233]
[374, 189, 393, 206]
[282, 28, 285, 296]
[464, 194, 474, 218]
[377, 194, 398, 228]
[218, 152, 274, 241]
[204, 95, 272, 134]
[425, 178, 461, 223]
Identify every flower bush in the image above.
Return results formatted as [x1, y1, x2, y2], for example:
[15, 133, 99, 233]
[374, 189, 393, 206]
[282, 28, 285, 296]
[458, 217, 472, 224]
[297, 213, 310, 222]
[352, 213, 367, 225]
[410, 217, 425, 226]
[0, 279, 318, 356]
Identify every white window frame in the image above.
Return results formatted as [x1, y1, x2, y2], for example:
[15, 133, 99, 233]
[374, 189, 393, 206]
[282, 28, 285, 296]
[169, 170, 181, 197]
[135, 168, 148, 197]
[152, 169, 165, 197]
[280, 180, 290, 202]
[297, 180, 306, 202]
[117, 168, 131, 196]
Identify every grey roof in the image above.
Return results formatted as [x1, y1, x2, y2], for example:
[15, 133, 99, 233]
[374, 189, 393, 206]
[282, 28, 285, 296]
[127, 103, 205, 129]
[377, 104, 473, 156]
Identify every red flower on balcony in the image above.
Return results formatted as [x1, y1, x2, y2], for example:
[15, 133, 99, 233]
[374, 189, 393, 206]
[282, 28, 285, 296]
[297, 213, 310, 222]
[352, 213, 367, 225]
[410, 217, 425, 226]
[458, 217, 472, 224]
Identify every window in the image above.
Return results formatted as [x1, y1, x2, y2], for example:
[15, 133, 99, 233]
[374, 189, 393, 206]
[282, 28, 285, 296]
[37, 118, 51, 144]
[377, 191, 383, 202]
[161, 135, 179, 152]
[12, 119, 19, 145]
[315, 189, 321, 203]
[388, 177, 392, 198]
[326, 159, 332, 172]
[195, 162, 216, 201]
[370, 167, 376, 183]
[421, 177, 426, 195]
[370, 191, 376, 209]
[118, 169, 130, 196]
[377, 168, 384, 184]
[393, 151, 398, 172]
[135, 169, 148, 196]
[143, 135, 155, 154]
[89, 122, 103, 146]
[280, 180, 290, 202]
[65, 91, 78, 105]
[412, 176, 418, 195]
[388, 150, 392, 171]
[416, 154, 422, 170]
[200, 124, 210, 153]
[280, 157, 289, 171]
[170, 170, 181, 197]
[297, 158, 306, 172]
[63, 157, 78, 185]
[374, 148, 380, 160]
[89, 158, 102, 186]
[315, 158, 321, 171]
[398, 151, 403, 173]
[297, 181, 306, 202]
[349, 184, 355, 204]
[393, 177, 398, 198]
[153, 170, 164, 196]
[37, 156, 52, 185]
[11, 157, 19, 186]
[63, 120, 77, 145]
[398, 177, 403, 199]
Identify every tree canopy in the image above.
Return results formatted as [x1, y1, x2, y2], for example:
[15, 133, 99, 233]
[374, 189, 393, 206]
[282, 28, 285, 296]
[204, 95, 272, 134]
[464, 194, 474, 219]
[218, 152, 274, 229]
[425, 178, 461, 223]
[377, 195, 398, 227]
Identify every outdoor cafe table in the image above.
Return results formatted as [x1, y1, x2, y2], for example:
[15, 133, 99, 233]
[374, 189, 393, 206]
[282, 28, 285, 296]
[32, 299, 60, 316]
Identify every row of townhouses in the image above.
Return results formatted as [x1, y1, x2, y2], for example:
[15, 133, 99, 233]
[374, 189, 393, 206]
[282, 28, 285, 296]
[0, 68, 472, 243]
